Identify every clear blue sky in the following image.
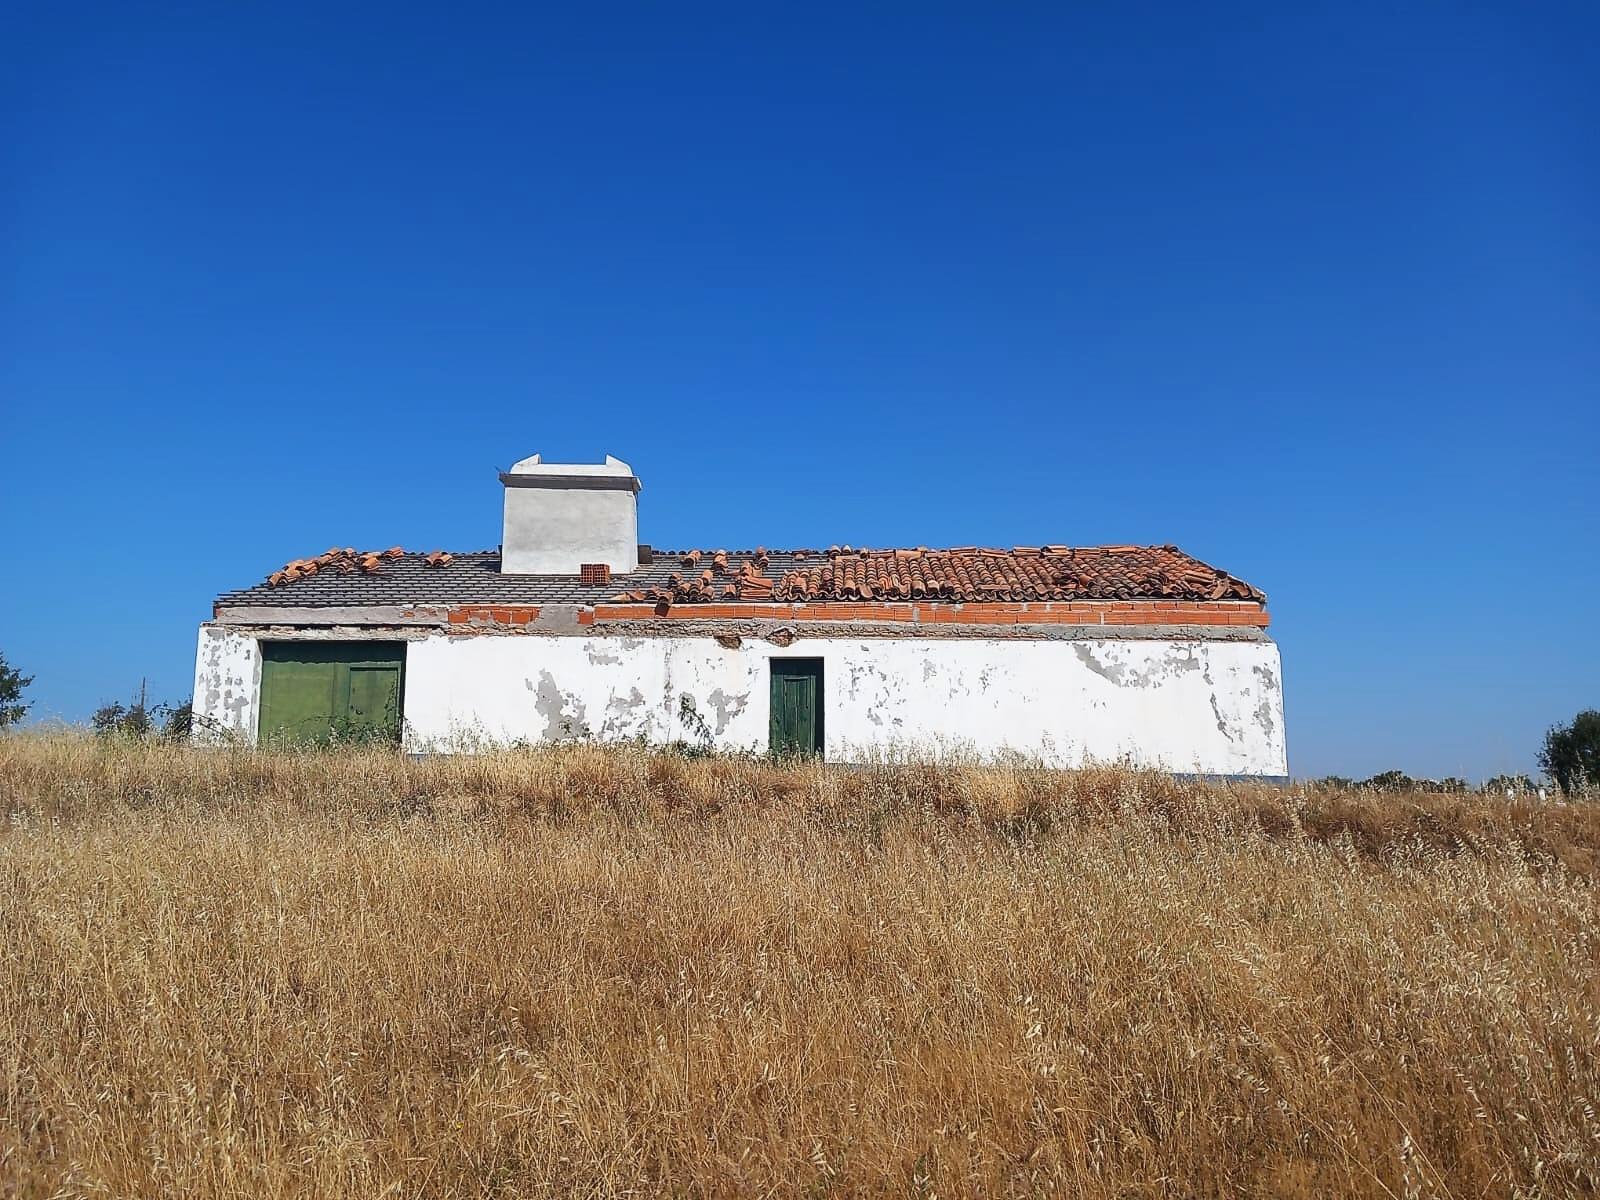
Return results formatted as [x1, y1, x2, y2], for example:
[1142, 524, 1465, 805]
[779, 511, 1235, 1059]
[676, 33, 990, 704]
[2, 3, 1595, 780]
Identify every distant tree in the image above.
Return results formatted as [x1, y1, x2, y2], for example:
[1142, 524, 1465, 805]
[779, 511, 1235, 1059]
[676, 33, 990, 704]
[1482, 774, 1537, 796]
[92, 680, 157, 740]
[92, 681, 194, 742]
[161, 701, 194, 741]
[1358, 770, 1467, 794]
[0, 651, 33, 728]
[1361, 770, 1414, 792]
[1540, 710, 1600, 798]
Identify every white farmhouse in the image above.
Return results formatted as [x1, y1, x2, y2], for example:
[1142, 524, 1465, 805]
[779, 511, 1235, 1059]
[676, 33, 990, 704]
[194, 453, 1288, 776]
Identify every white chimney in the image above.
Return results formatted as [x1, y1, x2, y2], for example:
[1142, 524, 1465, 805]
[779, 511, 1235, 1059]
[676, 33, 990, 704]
[499, 453, 642, 576]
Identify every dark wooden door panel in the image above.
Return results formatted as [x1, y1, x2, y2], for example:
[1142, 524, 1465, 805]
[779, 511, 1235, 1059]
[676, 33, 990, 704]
[769, 658, 823, 756]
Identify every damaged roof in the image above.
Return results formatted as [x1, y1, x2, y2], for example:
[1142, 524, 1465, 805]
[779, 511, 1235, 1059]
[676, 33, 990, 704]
[216, 545, 1265, 608]
[615, 545, 1262, 605]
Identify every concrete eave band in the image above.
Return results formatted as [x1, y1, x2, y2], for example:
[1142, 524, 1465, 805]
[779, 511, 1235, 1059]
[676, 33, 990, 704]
[498, 472, 643, 493]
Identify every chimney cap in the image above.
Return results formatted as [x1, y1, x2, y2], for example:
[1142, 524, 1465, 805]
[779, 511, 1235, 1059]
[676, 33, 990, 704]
[499, 453, 641, 493]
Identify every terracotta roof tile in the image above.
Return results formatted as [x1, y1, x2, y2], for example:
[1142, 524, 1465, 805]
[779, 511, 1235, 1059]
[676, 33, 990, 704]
[611, 545, 1264, 606]
[267, 546, 405, 588]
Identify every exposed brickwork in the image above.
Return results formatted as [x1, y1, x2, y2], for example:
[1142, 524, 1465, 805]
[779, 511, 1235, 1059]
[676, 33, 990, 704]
[589, 600, 1269, 628]
[579, 563, 611, 586]
[446, 605, 541, 626]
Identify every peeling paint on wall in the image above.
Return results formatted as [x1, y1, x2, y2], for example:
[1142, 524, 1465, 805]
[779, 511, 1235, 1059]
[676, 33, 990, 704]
[601, 687, 647, 738]
[706, 688, 748, 734]
[1209, 692, 1234, 742]
[191, 627, 262, 743]
[1252, 664, 1281, 741]
[1072, 642, 1203, 689]
[530, 671, 590, 740]
[397, 633, 1287, 773]
[193, 619, 1286, 772]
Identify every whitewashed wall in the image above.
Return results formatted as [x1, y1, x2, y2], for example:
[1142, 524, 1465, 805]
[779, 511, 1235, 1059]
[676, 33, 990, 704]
[401, 634, 1287, 774]
[191, 627, 262, 742]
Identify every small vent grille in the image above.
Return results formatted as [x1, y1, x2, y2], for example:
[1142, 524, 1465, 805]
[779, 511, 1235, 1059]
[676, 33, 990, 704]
[579, 563, 611, 585]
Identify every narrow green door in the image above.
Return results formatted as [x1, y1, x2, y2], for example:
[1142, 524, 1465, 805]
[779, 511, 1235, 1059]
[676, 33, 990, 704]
[258, 642, 405, 746]
[769, 658, 823, 757]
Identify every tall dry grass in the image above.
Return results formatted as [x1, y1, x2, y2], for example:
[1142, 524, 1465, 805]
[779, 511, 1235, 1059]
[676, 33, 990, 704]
[1, 733, 1596, 1197]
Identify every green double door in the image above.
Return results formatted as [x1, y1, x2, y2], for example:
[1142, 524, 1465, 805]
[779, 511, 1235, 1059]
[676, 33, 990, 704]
[769, 658, 824, 757]
[258, 642, 405, 746]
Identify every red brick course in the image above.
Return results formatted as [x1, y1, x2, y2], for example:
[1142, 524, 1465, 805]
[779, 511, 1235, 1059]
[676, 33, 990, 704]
[588, 600, 1268, 628]
[446, 605, 541, 626]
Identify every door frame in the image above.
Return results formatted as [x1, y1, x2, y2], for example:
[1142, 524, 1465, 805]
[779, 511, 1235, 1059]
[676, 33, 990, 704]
[768, 656, 824, 757]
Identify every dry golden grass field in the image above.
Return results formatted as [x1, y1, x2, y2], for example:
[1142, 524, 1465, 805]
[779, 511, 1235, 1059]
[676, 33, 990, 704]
[1, 734, 1597, 1198]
